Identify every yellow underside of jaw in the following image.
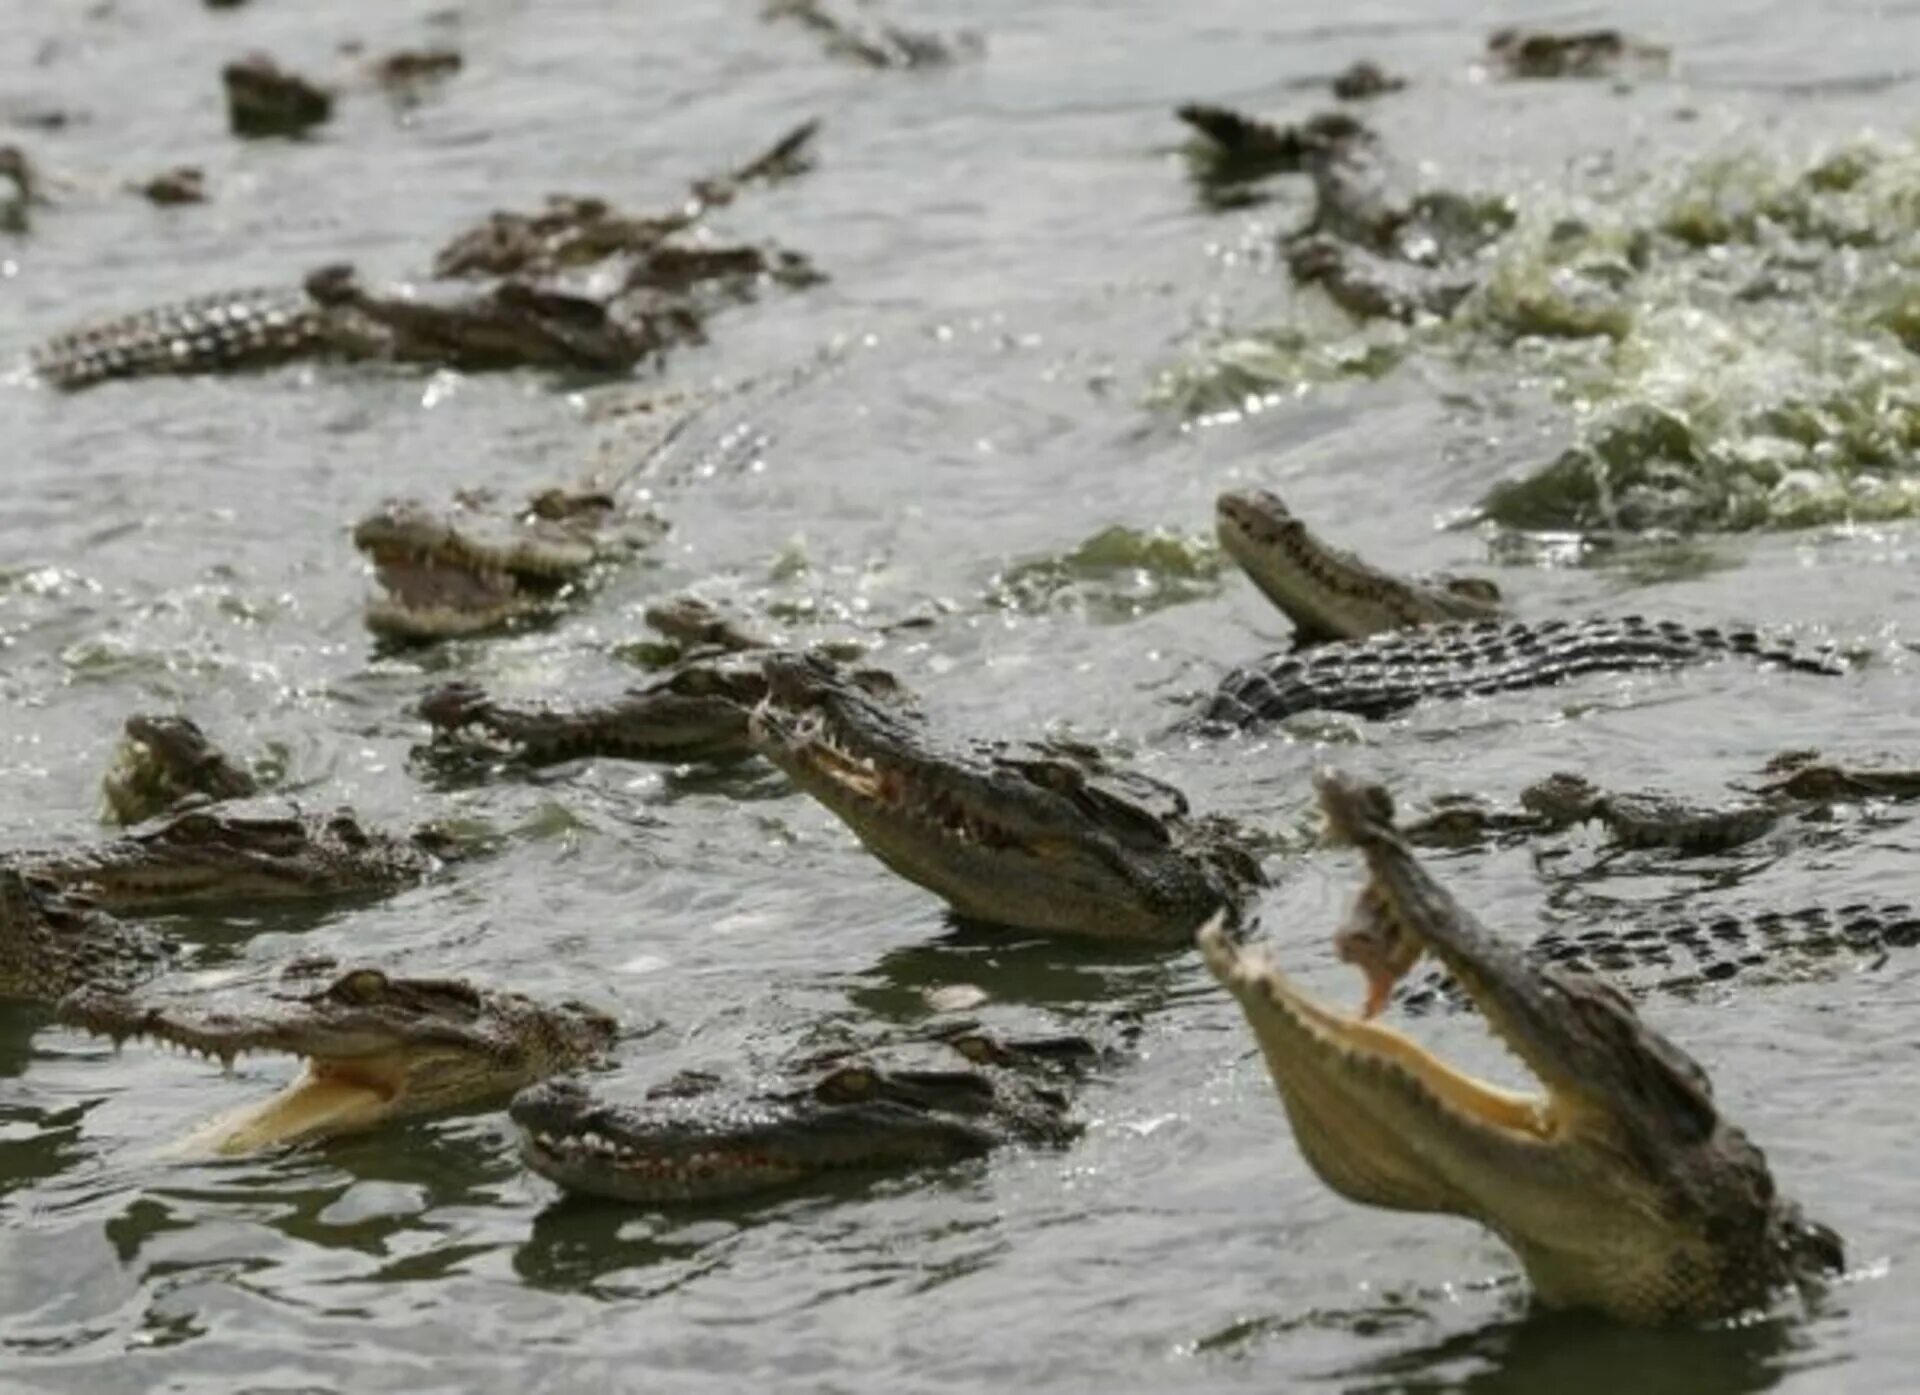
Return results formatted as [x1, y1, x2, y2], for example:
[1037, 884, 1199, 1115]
[171, 1062, 403, 1157]
[1202, 922, 1557, 1143]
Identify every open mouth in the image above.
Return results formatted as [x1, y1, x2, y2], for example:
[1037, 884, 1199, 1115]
[178, 1056, 410, 1155]
[360, 542, 551, 636]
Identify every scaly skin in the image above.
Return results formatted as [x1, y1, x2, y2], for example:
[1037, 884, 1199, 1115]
[59, 963, 616, 1154]
[352, 486, 655, 640]
[0, 868, 172, 1003]
[750, 653, 1261, 941]
[1201, 616, 1845, 728]
[514, 1030, 1084, 1204]
[28, 287, 328, 390]
[1216, 489, 1504, 642]
[1201, 769, 1843, 1323]
[100, 714, 260, 825]
[13, 804, 443, 912]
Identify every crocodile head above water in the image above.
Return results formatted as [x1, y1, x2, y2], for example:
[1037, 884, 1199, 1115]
[353, 487, 647, 640]
[20, 804, 444, 912]
[1215, 489, 1504, 642]
[60, 965, 617, 1153]
[749, 653, 1260, 941]
[100, 713, 260, 825]
[514, 1034, 1080, 1204]
[0, 868, 172, 1003]
[1201, 768, 1842, 1323]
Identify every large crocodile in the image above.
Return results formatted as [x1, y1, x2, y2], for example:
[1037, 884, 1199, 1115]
[514, 1027, 1084, 1204]
[12, 803, 446, 912]
[0, 869, 612, 1152]
[353, 485, 663, 640]
[1201, 615, 1846, 729]
[62, 962, 615, 1154]
[749, 653, 1263, 941]
[1201, 769, 1843, 1323]
[1216, 488, 1504, 642]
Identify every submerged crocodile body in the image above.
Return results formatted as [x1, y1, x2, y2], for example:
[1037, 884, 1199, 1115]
[62, 962, 615, 1154]
[1201, 615, 1845, 728]
[353, 486, 662, 640]
[12, 803, 444, 912]
[749, 653, 1262, 941]
[1202, 770, 1842, 1323]
[515, 1028, 1085, 1204]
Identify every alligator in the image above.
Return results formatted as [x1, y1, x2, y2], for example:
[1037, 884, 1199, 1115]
[59, 962, 616, 1154]
[1200, 769, 1843, 1323]
[1200, 615, 1846, 729]
[417, 651, 905, 767]
[1216, 488, 1505, 642]
[101, 713, 261, 825]
[1485, 27, 1670, 80]
[514, 1027, 1085, 1204]
[749, 652, 1263, 941]
[353, 485, 663, 640]
[1404, 752, 1920, 853]
[11, 803, 445, 912]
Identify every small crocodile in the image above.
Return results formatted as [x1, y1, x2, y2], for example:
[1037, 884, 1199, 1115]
[1200, 615, 1845, 729]
[12, 803, 444, 912]
[100, 713, 261, 825]
[514, 1028, 1084, 1204]
[1201, 769, 1843, 1323]
[417, 651, 904, 767]
[222, 54, 333, 138]
[750, 653, 1262, 941]
[60, 962, 616, 1154]
[1485, 27, 1670, 80]
[353, 486, 662, 641]
[1216, 488, 1505, 642]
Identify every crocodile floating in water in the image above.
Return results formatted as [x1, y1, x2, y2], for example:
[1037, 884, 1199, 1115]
[1216, 488, 1505, 642]
[514, 1027, 1084, 1204]
[750, 653, 1262, 941]
[417, 650, 904, 767]
[11, 803, 446, 912]
[763, 0, 972, 70]
[1406, 752, 1920, 854]
[1201, 769, 1843, 1323]
[353, 485, 663, 640]
[100, 713, 262, 825]
[61, 961, 615, 1154]
[1484, 27, 1670, 80]
[1200, 615, 1846, 729]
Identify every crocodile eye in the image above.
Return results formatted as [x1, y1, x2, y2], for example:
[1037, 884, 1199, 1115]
[334, 969, 390, 1003]
[815, 1066, 876, 1103]
[671, 667, 716, 696]
[170, 812, 220, 841]
[945, 1034, 997, 1065]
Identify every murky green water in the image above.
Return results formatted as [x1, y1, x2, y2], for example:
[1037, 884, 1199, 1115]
[2, 1, 1916, 1390]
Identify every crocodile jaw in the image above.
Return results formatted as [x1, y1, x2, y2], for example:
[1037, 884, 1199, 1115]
[177, 1061, 401, 1155]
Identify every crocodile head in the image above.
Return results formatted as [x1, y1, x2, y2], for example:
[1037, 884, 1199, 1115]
[59, 965, 617, 1153]
[0, 868, 172, 1003]
[353, 487, 636, 640]
[1200, 768, 1842, 1323]
[1215, 489, 1503, 642]
[25, 805, 441, 911]
[514, 1043, 1076, 1203]
[749, 653, 1257, 941]
[99, 713, 260, 825]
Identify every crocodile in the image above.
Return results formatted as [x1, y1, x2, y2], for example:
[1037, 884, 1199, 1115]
[353, 485, 662, 640]
[223, 54, 333, 137]
[1200, 615, 1846, 729]
[749, 652, 1262, 941]
[417, 651, 904, 767]
[2, 144, 44, 233]
[0, 868, 173, 1002]
[1404, 752, 1920, 853]
[1216, 488, 1505, 642]
[514, 1028, 1084, 1204]
[100, 713, 261, 825]
[12, 803, 445, 912]
[60, 962, 615, 1154]
[1200, 769, 1843, 1323]
[1485, 27, 1670, 80]
[763, 0, 971, 70]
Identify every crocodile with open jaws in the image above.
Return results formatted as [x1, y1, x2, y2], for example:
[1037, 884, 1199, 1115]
[749, 652, 1264, 941]
[1202, 488, 1847, 726]
[514, 1027, 1086, 1204]
[0, 868, 613, 1152]
[353, 485, 663, 641]
[1201, 769, 1844, 1323]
